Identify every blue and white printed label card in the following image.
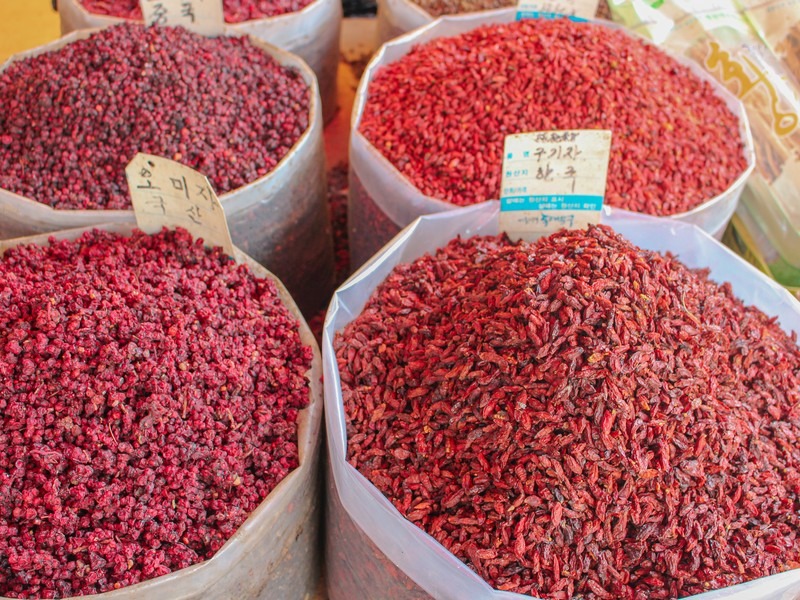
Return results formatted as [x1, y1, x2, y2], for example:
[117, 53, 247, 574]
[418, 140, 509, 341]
[515, 0, 599, 21]
[499, 130, 612, 242]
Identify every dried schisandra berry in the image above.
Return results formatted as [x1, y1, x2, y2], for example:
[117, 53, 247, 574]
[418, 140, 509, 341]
[0, 24, 309, 210]
[0, 228, 312, 598]
[359, 19, 747, 216]
[79, 0, 315, 21]
[336, 226, 800, 598]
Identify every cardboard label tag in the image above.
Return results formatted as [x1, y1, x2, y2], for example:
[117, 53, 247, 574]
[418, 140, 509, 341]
[516, 0, 599, 21]
[499, 130, 612, 242]
[126, 153, 235, 257]
[139, 0, 225, 36]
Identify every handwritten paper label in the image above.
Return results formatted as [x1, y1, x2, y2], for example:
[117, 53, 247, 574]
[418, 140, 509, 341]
[499, 130, 611, 242]
[139, 0, 224, 36]
[126, 153, 235, 257]
[516, 0, 599, 21]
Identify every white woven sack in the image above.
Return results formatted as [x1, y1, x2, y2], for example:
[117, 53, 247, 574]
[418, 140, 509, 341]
[324, 201, 800, 600]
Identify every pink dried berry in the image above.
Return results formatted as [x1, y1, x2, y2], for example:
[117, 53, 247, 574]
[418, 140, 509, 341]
[0, 228, 312, 598]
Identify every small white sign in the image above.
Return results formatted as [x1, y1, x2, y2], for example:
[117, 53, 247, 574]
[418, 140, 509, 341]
[140, 0, 225, 36]
[499, 129, 612, 241]
[126, 153, 235, 257]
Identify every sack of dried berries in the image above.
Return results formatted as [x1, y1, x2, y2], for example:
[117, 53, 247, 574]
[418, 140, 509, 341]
[0, 223, 324, 599]
[57, 0, 341, 123]
[376, 0, 610, 45]
[0, 24, 333, 317]
[324, 200, 800, 600]
[349, 11, 755, 269]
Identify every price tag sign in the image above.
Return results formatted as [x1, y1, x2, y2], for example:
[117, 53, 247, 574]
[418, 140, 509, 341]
[126, 153, 236, 257]
[499, 130, 612, 242]
[139, 0, 225, 36]
[516, 0, 599, 21]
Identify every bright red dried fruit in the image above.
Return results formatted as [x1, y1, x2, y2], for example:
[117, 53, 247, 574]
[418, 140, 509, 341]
[0, 24, 309, 210]
[336, 226, 800, 598]
[359, 19, 747, 216]
[0, 228, 312, 598]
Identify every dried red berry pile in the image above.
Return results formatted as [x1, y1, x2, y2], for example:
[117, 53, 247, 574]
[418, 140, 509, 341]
[337, 226, 800, 598]
[407, 0, 609, 19]
[0, 24, 309, 210]
[78, 0, 315, 22]
[308, 162, 351, 341]
[328, 161, 351, 286]
[0, 228, 312, 598]
[409, 0, 514, 17]
[359, 19, 746, 216]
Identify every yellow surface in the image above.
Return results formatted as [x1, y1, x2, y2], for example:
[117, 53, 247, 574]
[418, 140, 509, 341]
[0, 1, 61, 61]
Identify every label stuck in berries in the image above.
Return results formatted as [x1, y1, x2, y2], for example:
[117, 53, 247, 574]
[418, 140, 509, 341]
[516, 0, 599, 21]
[139, 0, 225, 36]
[499, 130, 612, 242]
[126, 153, 236, 257]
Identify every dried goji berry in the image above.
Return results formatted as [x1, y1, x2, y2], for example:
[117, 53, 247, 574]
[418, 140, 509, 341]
[336, 225, 800, 598]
